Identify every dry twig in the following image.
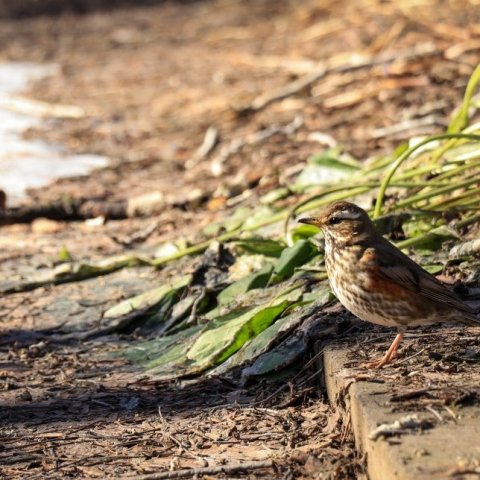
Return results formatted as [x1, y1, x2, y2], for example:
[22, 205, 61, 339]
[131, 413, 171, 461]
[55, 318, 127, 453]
[120, 460, 275, 479]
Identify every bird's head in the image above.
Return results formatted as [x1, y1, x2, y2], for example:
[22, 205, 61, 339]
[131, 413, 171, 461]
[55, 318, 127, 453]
[298, 201, 376, 245]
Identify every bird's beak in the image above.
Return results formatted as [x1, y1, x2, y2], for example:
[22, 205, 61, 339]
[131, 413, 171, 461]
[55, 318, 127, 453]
[298, 217, 321, 227]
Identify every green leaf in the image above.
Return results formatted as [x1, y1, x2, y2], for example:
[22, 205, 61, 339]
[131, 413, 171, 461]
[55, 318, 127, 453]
[101, 275, 191, 329]
[449, 64, 480, 133]
[124, 325, 203, 364]
[392, 142, 409, 159]
[209, 283, 331, 375]
[301, 284, 334, 304]
[186, 295, 298, 371]
[202, 206, 252, 236]
[270, 240, 318, 283]
[241, 335, 307, 378]
[209, 311, 304, 374]
[145, 325, 204, 369]
[142, 289, 184, 328]
[422, 264, 444, 274]
[242, 206, 279, 229]
[0, 254, 154, 294]
[141, 325, 207, 380]
[402, 223, 460, 251]
[234, 237, 286, 257]
[295, 149, 360, 186]
[58, 246, 73, 262]
[240, 286, 335, 379]
[289, 224, 321, 243]
[260, 187, 290, 204]
[402, 218, 442, 239]
[218, 265, 273, 307]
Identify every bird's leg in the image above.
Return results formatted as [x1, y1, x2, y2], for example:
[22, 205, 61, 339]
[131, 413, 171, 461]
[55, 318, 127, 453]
[365, 330, 405, 369]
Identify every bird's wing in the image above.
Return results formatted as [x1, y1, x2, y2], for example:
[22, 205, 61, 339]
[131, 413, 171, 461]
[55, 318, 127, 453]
[364, 238, 477, 319]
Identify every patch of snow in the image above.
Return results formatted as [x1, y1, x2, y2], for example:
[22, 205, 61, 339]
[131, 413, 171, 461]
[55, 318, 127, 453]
[0, 62, 109, 205]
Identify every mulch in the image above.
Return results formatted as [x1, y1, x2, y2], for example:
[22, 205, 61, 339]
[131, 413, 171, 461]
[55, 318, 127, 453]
[1, 0, 480, 477]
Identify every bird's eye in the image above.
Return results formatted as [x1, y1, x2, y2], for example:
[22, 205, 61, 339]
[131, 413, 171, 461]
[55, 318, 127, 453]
[328, 216, 341, 225]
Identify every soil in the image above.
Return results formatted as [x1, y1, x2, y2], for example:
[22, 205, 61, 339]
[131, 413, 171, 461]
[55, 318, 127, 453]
[1, 0, 480, 478]
[0, 331, 363, 479]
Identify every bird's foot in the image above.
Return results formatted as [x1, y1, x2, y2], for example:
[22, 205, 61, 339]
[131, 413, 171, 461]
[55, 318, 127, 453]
[362, 332, 404, 369]
[363, 352, 396, 369]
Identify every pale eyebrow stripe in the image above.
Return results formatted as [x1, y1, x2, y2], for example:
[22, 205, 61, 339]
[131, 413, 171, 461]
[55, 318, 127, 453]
[338, 209, 361, 219]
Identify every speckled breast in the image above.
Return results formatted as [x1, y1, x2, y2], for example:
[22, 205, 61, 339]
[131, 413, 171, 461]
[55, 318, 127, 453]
[324, 242, 431, 328]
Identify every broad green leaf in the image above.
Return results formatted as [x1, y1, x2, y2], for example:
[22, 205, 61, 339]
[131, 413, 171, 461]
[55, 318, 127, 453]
[103, 275, 189, 319]
[301, 284, 334, 304]
[101, 275, 191, 328]
[205, 277, 302, 321]
[238, 285, 333, 378]
[208, 284, 330, 376]
[142, 326, 207, 380]
[187, 283, 305, 370]
[402, 218, 442, 238]
[0, 254, 154, 294]
[241, 335, 307, 378]
[295, 149, 360, 186]
[218, 265, 273, 306]
[142, 289, 184, 328]
[124, 325, 203, 364]
[234, 238, 286, 257]
[212, 310, 304, 372]
[289, 224, 321, 243]
[403, 224, 460, 251]
[186, 302, 289, 369]
[145, 325, 204, 369]
[270, 240, 318, 283]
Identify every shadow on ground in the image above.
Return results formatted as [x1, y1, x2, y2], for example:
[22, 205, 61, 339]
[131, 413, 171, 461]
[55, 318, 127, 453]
[3, 317, 478, 429]
[0, 0, 202, 18]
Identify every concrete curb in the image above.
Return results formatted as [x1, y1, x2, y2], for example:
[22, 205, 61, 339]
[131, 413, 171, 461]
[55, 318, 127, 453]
[323, 346, 480, 479]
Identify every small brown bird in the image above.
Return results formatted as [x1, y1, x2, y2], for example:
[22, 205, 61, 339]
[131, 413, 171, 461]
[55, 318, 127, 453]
[299, 201, 480, 368]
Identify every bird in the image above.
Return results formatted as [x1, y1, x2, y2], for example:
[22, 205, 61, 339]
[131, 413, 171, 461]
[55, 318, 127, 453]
[299, 201, 480, 368]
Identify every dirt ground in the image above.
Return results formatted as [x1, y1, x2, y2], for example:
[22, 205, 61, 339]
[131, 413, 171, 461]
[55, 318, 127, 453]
[1, 0, 480, 478]
[0, 331, 363, 479]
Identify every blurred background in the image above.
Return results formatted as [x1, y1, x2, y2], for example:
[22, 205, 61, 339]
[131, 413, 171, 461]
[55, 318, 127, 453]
[0, 0, 171, 17]
[0, 0, 478, 224]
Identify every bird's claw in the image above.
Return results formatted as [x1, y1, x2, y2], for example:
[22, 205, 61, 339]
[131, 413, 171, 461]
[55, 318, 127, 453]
[363, 352, 397, 369]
